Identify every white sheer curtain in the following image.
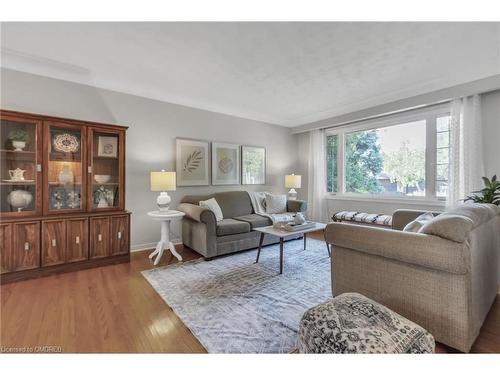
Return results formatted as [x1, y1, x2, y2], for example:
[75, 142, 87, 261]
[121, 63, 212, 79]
[307, 129, 327, 222]
[448, 94, 484, 208]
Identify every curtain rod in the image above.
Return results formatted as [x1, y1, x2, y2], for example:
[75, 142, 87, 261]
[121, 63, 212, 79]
[319, 99, 452, 131]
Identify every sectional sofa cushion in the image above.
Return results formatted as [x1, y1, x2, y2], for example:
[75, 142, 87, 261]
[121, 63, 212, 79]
[199, 198, 224, 222]
[216, 218, 251, 236]
[403, 212, 435, 232]
[419, 214, 474, 243]
[265, 193, 287, 214]
[444, 203, 499, 228]
[233, 214, 272, 229]
[181, 191, 253, 219]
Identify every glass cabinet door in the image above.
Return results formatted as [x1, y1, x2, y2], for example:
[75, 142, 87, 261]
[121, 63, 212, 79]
[0, 114, 42, 218]
[44, 122, 86, 214]
[89, 128, 124, 211]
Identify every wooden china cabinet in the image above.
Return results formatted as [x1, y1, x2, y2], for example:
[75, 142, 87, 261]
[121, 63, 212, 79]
[0, 109, 130, 283]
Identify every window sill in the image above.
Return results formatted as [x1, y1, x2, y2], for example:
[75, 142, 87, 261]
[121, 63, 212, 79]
[324, 194, 447, 207]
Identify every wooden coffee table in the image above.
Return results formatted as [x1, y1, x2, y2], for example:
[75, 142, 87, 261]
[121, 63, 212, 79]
[254, 222, 329, 274]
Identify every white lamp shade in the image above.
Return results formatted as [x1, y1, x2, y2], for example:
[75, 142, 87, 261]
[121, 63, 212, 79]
[150, 171, 176, 191]
[285, 174, 301, 189]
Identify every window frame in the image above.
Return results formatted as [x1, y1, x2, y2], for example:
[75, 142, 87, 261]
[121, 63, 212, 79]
[325, 104, 451, 204]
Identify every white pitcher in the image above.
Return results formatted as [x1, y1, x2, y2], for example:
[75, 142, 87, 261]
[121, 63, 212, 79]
[8, 168, 26, 181]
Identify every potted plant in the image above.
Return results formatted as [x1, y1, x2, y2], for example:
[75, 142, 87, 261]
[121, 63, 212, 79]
[7, 129, 30, 151]
[465, 175, 500, 206]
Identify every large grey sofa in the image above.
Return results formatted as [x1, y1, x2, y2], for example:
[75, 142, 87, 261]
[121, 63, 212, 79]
[324, 203, 500, 352]
[177, 191, 307, 259]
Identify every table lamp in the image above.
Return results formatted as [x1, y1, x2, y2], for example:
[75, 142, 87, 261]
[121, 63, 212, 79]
[150, 170, 176, 211]
[285, 174, 301, 200]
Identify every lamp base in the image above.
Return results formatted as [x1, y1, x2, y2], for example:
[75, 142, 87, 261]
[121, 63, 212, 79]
[157, 192, 171, 212]
[287, 188, 298, 201]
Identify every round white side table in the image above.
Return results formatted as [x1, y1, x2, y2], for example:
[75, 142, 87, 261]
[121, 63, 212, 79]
[147, 210, 185, 265]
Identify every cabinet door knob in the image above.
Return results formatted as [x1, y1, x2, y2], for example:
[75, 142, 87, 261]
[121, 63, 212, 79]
[36, 164, 42, 172]
[98, 234, 102, 242]
[117, 231, 122, 239]
[24, 242, 30, 251]
[52, 239, 57, 247]
[75, 236, 80, 244]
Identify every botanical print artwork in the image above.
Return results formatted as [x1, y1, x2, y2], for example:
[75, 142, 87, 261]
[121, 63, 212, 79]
[212, 142, 240, 185]
[176, 138, 210, 186]
[183, 149, 203, 173]
[242, 146, 266, 184]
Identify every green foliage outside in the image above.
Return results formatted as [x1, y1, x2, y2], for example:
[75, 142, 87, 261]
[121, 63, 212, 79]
[327, 131, 384, 193]
[326, 135, 338, 192]
[345, 130, 383, 193]
[383, 141, 425, 194]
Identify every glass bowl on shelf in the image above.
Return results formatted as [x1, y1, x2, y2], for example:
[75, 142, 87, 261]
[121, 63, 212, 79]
[94, 174, 112, 184]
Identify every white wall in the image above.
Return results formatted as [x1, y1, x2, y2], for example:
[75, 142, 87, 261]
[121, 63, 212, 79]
[482, 90, 500, 179]
[295, 89, 500, 219]
[0, 68, 297, 250]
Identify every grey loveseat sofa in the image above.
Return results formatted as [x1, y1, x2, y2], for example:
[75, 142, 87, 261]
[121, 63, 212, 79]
[177, 191, 307, 259]
[324, 203, 500, 352]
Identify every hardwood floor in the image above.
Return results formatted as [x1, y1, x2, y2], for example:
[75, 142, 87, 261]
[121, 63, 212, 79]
[1, 232, 499, 353]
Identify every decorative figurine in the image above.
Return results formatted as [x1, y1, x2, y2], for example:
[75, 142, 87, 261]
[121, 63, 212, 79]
[94, 186, 110, 208]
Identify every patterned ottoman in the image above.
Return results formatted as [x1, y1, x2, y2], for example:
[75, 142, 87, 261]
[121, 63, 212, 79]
[298, 293, 435, 353]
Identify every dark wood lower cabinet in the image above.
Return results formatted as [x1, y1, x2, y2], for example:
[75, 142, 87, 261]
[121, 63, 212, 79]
[0, 212, 130, 284]
[111, 215, 129, 255]
[66, 218, 89, 263]
[13, 222, 40, 272]
[42, 220, 66, 266]
[90, 217, 110, 259]
[0, 223, 13, 274]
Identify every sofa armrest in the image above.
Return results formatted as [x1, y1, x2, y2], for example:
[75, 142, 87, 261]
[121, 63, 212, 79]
[177, 203, 216, 225]
[287, 199, 307, 213]
[325, 222, 467, 274]
[392, 209, 442, 230]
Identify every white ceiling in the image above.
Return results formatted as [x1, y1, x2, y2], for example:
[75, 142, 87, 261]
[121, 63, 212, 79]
[1, 22, 499, 127]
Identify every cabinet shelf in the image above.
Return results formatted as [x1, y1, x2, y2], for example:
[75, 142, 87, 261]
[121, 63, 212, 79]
[48, 182, 82, 186]
[0, 149, 36, 154]
[0, 181, 36, 186]
[93, 156, 119, 160]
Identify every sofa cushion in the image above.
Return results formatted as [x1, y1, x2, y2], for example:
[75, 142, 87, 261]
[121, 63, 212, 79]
[403, 212, 435, 232]
[419, 214, 474, 243]
[233, 214, 272, 229]
[199, 198, 224, 222]
[265, 193, 287, 214]
[216, 218, 251, 236]
[444, 203, 499, 228]
[181, 191, 253, 218]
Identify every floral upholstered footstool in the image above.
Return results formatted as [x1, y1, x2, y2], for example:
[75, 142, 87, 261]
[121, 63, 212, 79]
[298, 293, 435, 354]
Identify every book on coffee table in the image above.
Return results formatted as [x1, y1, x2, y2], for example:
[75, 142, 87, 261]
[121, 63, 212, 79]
[272, 221, 316, 232]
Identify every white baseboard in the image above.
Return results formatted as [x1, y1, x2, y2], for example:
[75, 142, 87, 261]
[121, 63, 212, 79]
[131, 238, 182, 252]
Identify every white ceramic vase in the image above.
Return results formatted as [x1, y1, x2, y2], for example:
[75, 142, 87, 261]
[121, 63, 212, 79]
[7, 190, 33, 211]
[12, 141, 26, 151]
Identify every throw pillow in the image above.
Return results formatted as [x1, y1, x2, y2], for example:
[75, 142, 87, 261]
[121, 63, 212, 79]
[419, 214, 474, 243]
[403, 212, 435, 232]
[199, 198, 224, 222]
[265, 193, 287, 214]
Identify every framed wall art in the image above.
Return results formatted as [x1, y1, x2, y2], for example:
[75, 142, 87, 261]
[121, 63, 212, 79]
[97, 135, 118, 158]
[211, 142, 240, 185]
[176, 138, 210, 186]
[241, 146, 266, 185]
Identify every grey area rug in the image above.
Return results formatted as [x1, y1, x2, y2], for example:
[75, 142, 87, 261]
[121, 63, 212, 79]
[142, 238, 332, 353]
